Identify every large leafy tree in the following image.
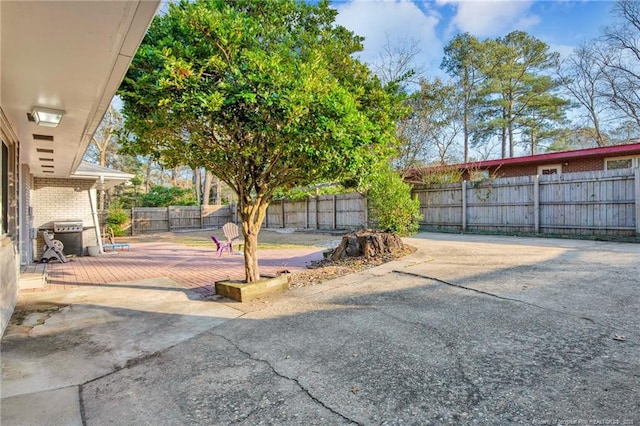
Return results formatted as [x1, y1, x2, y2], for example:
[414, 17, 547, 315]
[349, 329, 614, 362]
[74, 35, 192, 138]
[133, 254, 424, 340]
[119, 0, 402, 282]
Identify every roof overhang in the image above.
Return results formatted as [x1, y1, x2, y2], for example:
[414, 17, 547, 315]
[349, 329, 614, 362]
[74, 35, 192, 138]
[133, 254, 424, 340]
[72, 161, 135, 190]
[0, 0, 159, 178]
[457, 142, 640, 169]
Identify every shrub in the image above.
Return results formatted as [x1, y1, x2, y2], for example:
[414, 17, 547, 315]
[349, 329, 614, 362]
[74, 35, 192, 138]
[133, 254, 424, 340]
[360, 164, 421, 236]
[139, 185, 198, 207]
[105, 202, 129, 236]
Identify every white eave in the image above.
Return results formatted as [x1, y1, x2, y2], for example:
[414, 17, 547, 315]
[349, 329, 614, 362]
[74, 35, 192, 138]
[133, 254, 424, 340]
[0, 0, 160, 178]
[72, 161, 135, 190]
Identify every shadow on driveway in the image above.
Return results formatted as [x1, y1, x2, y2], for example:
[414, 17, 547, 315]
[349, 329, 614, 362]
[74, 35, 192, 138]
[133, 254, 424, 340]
[2, 233, 639, 424]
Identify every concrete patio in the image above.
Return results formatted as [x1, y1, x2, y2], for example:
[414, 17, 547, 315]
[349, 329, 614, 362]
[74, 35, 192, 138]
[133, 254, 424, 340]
[2, 232, 639, 425]
[25, 240, 326, 297]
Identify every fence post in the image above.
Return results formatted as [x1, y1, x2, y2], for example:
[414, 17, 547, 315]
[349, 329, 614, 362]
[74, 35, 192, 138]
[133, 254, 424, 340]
[167, 206, 171, 231]
[363, 195, 368, 229]
[333, 195, 337, 229]
[231, 202, 237, 224]
[131, 207, 135, 236]
[635, 168, 640, 236]
[305, 197, 309, 229]
[534, 175, 540, 233]
[200, 205, 204, 229]
[462, 180, 467, 232]
[281, 200, 285, 228]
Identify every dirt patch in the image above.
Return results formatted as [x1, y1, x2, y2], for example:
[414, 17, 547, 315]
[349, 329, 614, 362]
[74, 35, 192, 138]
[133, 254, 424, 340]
[6, 302, 69, 336]
[289, 245, 417, 289]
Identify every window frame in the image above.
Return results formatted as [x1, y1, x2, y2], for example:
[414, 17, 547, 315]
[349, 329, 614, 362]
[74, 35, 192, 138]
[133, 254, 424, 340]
[604, 155, 639, 171]
[1, 140, 8, 235]
[1, 109, 18, 239]
[537, 164, 562, 176]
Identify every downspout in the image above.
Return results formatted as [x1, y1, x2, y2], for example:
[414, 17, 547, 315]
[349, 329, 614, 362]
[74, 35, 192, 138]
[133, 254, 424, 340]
[89, 176, 104, 254]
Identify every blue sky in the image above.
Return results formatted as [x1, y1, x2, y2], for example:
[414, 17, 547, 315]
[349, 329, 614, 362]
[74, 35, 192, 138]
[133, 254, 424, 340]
[332, 0, 616, 76]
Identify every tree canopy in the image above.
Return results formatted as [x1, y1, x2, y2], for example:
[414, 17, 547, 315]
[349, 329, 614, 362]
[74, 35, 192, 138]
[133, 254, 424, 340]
[119, 0, 404, 282]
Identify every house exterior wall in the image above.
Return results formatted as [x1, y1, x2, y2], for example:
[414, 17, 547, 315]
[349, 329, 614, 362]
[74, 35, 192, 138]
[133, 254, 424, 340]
[0, 238, 18, 335]
[480, 156, 608, 179]
[19, 164, 33, 264]
[32, 177, 99, 259]
[1, 109, 20, 335]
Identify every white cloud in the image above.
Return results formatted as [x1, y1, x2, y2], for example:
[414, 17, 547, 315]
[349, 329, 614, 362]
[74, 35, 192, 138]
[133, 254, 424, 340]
[333, 0, 442, 70]
[548, 42, 576, 60]
[439, 0, 540, 38]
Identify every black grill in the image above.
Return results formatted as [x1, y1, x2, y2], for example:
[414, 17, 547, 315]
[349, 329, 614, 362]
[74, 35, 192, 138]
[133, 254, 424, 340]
[53, 221, 83, 256]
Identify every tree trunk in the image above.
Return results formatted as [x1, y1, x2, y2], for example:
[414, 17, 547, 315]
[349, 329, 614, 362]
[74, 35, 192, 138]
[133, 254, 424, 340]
[239, 200, 269, 282]
[171, 166, 179, 186]
[193, 167, 202, 204]
[203, 170, 212, 206]
[331, 230, 403, 261]
[145, 158, 152, 192]
[501, 109, 507, 159]
[215, 177, 222, 205]
[463, 109, 469, 163]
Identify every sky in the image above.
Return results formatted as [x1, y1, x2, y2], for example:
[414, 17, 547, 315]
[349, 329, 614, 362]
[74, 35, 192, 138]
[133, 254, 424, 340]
[331, 0, 617, 78]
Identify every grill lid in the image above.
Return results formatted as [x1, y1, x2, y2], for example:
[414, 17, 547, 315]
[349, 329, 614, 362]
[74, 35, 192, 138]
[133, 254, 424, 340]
[53, 221, 83, 233]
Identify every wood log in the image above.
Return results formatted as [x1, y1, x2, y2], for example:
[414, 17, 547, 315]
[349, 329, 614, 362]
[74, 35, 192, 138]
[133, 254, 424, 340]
[330, 230, 403, 261]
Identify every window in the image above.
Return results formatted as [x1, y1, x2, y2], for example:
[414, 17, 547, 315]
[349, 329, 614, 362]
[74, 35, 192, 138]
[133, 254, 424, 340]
[605, 156, 638, 170]
[538, 164, 561, 175]
[469, 170, 490, 181]
[2, 140, 8, 234]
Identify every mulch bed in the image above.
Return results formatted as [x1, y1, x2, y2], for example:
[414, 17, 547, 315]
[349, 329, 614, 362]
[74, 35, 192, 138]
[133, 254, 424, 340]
[288, 245, 416, 289]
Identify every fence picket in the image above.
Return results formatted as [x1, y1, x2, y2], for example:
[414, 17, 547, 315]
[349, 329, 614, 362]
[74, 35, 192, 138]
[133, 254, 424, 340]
[102, 169, 637, 239]
[413, 169, 637, 237]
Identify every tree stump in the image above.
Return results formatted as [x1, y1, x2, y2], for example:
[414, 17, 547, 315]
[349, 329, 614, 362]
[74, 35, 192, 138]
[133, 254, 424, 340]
[330, 230, 404, 261]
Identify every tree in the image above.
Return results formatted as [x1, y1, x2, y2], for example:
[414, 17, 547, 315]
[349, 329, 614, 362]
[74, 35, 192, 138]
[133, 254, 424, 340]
[371, 33, 425, 92]
[558, 43, 613, 147]
[395, 78, 461, 172]
[84, 104, 123, 210]
[484, 31, 568, 158]
[139, 185, 198, 207]
[601, 0, 640, 127]
[119, 0, 402, 282]
[441, 33, 487, 162]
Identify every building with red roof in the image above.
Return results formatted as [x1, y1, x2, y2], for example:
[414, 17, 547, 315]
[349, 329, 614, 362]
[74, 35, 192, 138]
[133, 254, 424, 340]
[405, 143, 640, 184]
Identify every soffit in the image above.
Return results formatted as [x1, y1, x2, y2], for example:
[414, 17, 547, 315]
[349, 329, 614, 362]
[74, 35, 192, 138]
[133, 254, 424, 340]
[0, 0, 159, 178]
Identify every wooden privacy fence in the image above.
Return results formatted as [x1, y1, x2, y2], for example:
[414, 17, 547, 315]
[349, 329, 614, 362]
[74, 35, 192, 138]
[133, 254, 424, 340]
[105, 205, 234, 235]
[103, 193, 369, 235]
[265, 193, 367, 230]
[412, 168, 640, 237]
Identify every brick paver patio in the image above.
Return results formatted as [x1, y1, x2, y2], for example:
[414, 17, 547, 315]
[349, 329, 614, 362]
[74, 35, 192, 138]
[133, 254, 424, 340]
[41, 242, 325, 297]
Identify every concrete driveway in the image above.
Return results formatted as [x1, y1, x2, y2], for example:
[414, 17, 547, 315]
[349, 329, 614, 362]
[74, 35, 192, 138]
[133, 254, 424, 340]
[2, 232, 639, 425]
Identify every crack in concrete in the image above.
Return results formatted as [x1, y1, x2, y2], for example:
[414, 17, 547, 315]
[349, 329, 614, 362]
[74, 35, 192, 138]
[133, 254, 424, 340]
[392, 270, 635, 336]
[212, 333, 361, 425]
[369, 308, 483, 410]
[76, 313, 250, 425]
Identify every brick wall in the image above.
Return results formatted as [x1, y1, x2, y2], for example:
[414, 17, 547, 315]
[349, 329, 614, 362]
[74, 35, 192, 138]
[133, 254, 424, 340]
[484, 157, 607, 178]
[32, 178, 99, 259]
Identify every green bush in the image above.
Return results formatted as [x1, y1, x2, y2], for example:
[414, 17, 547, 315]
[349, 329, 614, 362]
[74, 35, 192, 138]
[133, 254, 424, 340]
[360, 164, 422, 236]
[139, 185, 198, 207]
[105, 202, 129, 236]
